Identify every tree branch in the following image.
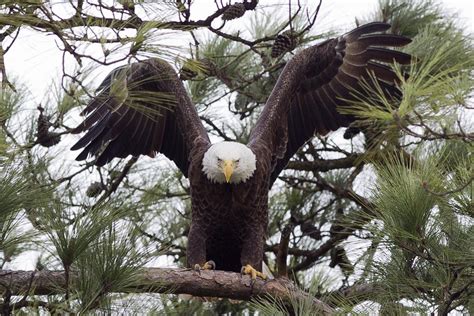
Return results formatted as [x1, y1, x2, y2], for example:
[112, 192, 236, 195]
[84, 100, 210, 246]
[276, 221, 295, 278]
[285, 154, 360, 172]
[0, 268, 335, 314]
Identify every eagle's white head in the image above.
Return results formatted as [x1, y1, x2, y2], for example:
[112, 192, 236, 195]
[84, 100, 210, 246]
[202, 141, 256, 184]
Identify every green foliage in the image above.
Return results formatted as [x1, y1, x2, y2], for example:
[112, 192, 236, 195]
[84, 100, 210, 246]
[399, 27, 474, 115]
[53, 75, 90, 118]
[368, 148, 474, 313]
[39, 199, 128, 269]
[0, 211, 31, 267]
[0, 83, 26, 156]
[0, 86, 21, 126]
[373, 153, 441, 241]
[73, 225, 150, 312]
[0, 163, 52, 266]
[341, 14, 473, 169]
[356, 37, 468, 120]
[0, 166, 49, 218]
[366, 0, 446, 37]
[250, 280, 333, 316]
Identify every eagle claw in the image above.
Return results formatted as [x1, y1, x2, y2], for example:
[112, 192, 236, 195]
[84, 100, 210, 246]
[194, 260, 216, 272]
[241, 264, 267, 280]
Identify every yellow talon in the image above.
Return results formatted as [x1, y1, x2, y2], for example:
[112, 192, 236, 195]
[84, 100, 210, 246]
[241, 264, 267, 280]
[194, 260, 216, 272]
[202, 260, 216, 270]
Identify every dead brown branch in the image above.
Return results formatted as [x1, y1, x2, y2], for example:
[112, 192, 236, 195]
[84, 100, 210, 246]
[286, 154, 360, 172]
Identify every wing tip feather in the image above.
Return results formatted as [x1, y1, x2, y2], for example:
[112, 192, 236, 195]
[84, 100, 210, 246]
[345, 22, 391, 42]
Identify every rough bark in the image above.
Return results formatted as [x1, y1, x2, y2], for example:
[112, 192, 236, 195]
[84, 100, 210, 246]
[0, 268, 334, 314]
[285, 155, 360, 172]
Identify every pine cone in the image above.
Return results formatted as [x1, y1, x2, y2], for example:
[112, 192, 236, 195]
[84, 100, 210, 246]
[37, 107, 49, 136]
[271, 30, 298, 58]
[36, 106, 61, 147]
[343, 125, 362, 139]
[86, 182, 104, 197]
[300, 222, 322, 240]
[222, 3, 246, 21]
[37, 132, 61, 147]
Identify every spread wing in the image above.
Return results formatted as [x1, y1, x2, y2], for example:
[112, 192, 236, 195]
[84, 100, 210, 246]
[248, 22, 412, 185]
[71, 58, 210, 176]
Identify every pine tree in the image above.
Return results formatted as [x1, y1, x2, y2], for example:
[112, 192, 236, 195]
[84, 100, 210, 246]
[0, 0, 472, 314]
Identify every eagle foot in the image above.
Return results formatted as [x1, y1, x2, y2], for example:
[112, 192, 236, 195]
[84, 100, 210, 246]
[241, 264, 267, 280]
[194, 260, 216, 273]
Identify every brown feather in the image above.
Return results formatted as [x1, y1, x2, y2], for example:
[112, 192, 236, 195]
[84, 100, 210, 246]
[344, 22, 391, 42]
[71, 58, 210, 174]
[366, 61, 401, 83]
[345, 47, 412, 66]
[248, 22, 412, 185]
[347, 34, 412, 54]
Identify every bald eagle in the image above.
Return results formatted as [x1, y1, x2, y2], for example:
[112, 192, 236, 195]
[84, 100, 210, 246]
[71, 22, 411, 278]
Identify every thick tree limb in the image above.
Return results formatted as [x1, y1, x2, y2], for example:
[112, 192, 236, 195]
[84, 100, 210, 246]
[286, 154, 360, 172]
[0, 268, 335, 314]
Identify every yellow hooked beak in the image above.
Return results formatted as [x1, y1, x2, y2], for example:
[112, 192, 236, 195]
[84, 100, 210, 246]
[222, 160, 234, 183]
